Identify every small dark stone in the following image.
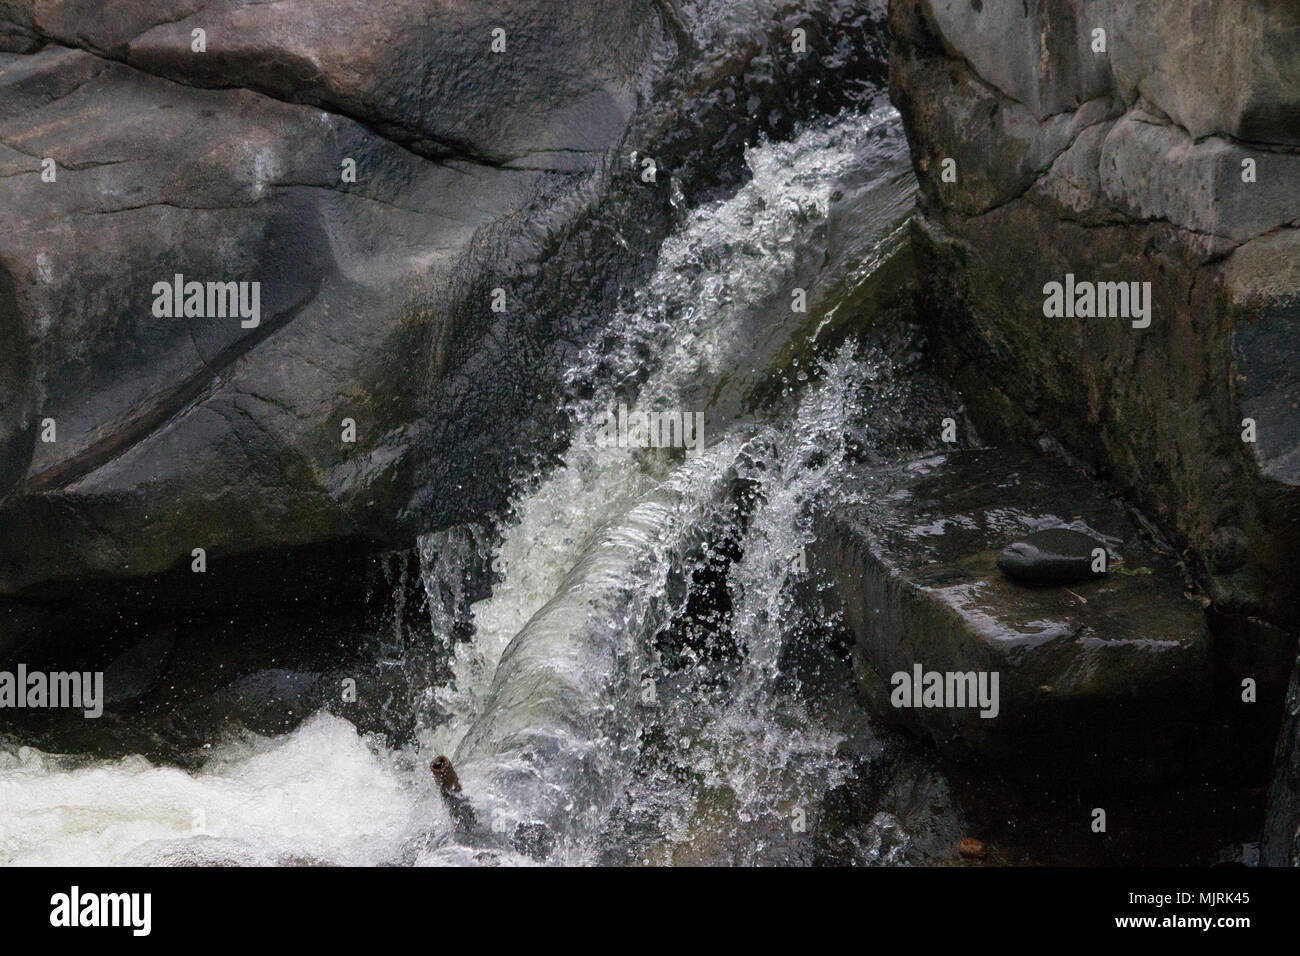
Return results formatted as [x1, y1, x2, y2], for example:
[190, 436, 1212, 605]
[996, 529, 1108, 585]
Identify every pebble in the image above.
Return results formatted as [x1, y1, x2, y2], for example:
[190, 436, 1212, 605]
[996, 528, 1108, 585]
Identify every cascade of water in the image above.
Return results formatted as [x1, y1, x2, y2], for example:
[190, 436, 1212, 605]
[0, 109, 921, 866]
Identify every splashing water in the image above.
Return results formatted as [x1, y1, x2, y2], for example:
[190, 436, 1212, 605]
[0, 107, 928, 866]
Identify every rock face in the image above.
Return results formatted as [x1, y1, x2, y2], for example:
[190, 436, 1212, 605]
[0, 0, 662, 620]
[887, 0, 1300, 633]
[813, 448, 1213, 778]
[1265, 651, 1300, 865]
[0, 1, 891, 665]
[0, 0, 652, 167]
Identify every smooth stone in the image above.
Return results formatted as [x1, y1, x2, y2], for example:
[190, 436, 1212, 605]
[811, 449, 1212, 776]
[996, 528, 1107, 585]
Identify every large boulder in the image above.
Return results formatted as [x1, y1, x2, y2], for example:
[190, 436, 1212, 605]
[887, 0, 1300, 635]
[1264, 650, 1300, 865]
[0, 0, 664, 624]
[812, 447, 1216, 779]
[1261, 297, 1300, 856]
[0, 0, 891, 667]
[0, 0, 654, 167]
[0, 45, 551, 598]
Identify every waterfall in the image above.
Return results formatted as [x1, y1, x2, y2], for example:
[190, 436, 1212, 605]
[0, 108, 921, 866]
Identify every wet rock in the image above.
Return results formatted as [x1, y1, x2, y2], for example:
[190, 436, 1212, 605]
[179, 668, 328, 738]
[0, 0, 659, 608]
[812, 448, 1212, 778]
[510, 822, 556, 862]
[101, 635, 174, 706]
[996, 528, 1107, 585]
[0, 0, 893, 671]
[0, 0, 658, 168]
[888, 0, 1300, 631]
[1230, 285, 1300, 489]
[1213, 842, 1261, 868]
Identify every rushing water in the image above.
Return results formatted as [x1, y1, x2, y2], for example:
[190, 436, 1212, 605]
[0, 107, 936, 866]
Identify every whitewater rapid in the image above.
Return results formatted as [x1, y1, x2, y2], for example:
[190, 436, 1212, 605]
[0, 107, 919, 866]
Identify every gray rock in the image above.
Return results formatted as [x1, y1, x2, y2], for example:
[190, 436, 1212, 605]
[1264, 651, 1300, 865]
[921, 0, 1112, 119]
[0, 46, 545, 597]
[0, 0, 893, 665]
[812, 448, 1212, 776]
[0, 0, 658, 168]
[1098, 112, 1300, 243]
[996, 528, 1108, 584]
[888, 0, 1300, 630]
[919, 0, 1300, 145]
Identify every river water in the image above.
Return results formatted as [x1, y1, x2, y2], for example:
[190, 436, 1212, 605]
[0, 107, 948, 866]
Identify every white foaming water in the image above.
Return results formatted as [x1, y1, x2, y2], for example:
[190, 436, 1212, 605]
[425, 107, 905, 759]
[0, 714, 421, 866]
[0, 109, 916, 866]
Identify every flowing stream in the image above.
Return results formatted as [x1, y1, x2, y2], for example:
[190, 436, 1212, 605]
[0, 107, 937, 866]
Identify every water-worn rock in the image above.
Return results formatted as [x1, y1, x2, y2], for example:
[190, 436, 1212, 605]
[812, 448, 1213, 777]
[887, 0, 1300, 632]
[0, 0, 663, 641]
[0, 1, 891, 669]
[996, 528, 1107, 585]
[0, 0, 652, 168]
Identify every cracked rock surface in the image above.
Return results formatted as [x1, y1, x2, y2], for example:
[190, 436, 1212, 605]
[889, 0, 1299, 632]
[887, 0, 1299, 862]
[0, 0, 663, 614]
[0, 0, 891, 662]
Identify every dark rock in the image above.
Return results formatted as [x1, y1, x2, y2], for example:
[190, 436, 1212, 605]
[180, 668, 327, 737]
[1213, 842, 1261, 867]
[996, 528, 1107, 585]
[0, 0, 659, 168]
[1264, 648, 1300, 866]
[887, 0, 1300, 630]
[0, 1, 893, 675]
[510, 822, 556, 861]
[812, 448, 1212, 778]
[101, 634, 174, 706]
[0, 5, 652, 604]
[1207, 612, 1296, 783]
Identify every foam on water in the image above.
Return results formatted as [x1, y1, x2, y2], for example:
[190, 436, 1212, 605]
[0, 714, 421, 866]
[0, 108, 917, 866]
